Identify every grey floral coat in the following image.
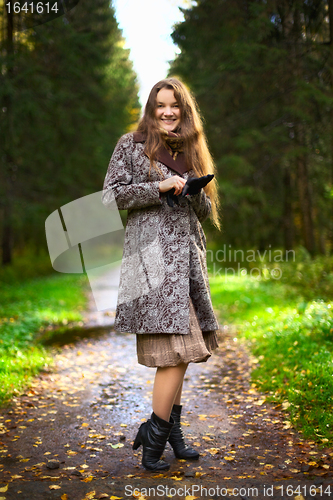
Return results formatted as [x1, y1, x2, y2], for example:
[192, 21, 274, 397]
[102, 132, 219, 335]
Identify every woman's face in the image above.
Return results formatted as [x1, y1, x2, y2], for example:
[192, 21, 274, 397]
[155, 88, 181, 133]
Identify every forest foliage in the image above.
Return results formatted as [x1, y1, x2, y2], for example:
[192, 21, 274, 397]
[170, 0, 333, 255]
[0, 0, 140, 266]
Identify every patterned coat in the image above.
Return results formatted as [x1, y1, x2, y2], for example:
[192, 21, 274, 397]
[102, 132, 219, 335]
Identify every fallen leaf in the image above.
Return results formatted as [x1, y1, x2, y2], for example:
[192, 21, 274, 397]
[84, 492, 96, 500]
[0, 485, 8, 493]
[170, 476, 183, 480]
[82, 476, 94, 482]
[110, 496, 123, 499]
[206, 448, 220, 455]
[111, 443, 124, 449]
[61, 495, 68, 500]
[195, 472, 205, 477]
[49, 485, 61, 490]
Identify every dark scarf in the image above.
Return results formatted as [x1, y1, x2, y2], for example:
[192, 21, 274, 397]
[159, 129, 184, 161]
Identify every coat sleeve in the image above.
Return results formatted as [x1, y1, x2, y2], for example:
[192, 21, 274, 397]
[102, 134, 163, 211]
[186, 189, 212, 224]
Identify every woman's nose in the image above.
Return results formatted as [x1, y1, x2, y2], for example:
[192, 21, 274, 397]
[163, 106, 173, 115]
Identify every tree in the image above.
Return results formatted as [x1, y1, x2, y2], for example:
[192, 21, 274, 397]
[170, 0, 333, 254]
[0, 0, 140, 264]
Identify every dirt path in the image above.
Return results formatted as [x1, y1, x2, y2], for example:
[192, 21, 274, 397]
[0, 271, 332, 500]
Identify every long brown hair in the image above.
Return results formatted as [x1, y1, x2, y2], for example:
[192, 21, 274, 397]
[137, 77, 221, 230]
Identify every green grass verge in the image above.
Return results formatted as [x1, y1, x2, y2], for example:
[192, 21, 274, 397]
[0, 266, 89, 405]
[210, 268, 333, 445]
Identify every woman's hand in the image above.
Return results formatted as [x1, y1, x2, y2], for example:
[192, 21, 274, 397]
[159, 175, 186, 196]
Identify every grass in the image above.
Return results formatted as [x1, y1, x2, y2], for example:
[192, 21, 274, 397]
[0, 249, 89, 405]
[209, 252, 333, 445]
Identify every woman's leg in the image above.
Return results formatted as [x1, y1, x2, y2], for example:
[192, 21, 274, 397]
[173, 381, 183, 406]
[152, 363, 188, 421]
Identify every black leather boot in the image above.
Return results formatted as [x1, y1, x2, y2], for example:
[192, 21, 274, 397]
[133, 412, 174, 471]
[168, 404, 200, 459]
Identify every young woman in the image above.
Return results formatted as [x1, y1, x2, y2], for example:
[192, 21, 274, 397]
[102, 77, 221, 471]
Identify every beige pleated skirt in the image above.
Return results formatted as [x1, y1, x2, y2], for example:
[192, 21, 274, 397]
[136, 298, 219, 367]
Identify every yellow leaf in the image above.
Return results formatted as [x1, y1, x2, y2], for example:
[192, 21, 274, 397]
[294, 496, 305, 500]
[322, 464, 330, 469]
[111, 443, 124, 449]
[207, 448, 220, 455]
[195, 472, 204, 477]
[170, 476, 183, 480]
[0, 485, 8, 493]
[82, 476, 94, 482]
[111, 496, 123, 499]
[185, 496, 199, 500]
[81, 423, 89, 427]
[80, 464, 89, 468]
[132, 494, 146, 500]
[84, 492, 96, 500]
[61, 495, 68, 500]
[120, 423, 127, 427]
[49, 485, 61, 490]
[224, 456, 234, 461]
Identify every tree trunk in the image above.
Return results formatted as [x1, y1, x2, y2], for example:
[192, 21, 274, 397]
[328, 0, 333, 253]
[289, 6, 315, 255]
[282, 166, 294, 252]
[1, 1, 14, 265]
[294, 122, 315, 254]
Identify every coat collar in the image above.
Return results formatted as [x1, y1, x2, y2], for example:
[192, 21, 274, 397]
[133, 132, 188, 176]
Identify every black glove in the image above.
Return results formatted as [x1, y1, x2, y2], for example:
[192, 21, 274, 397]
[166, 188, 180, 208]
[181, 174, 214, 197]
